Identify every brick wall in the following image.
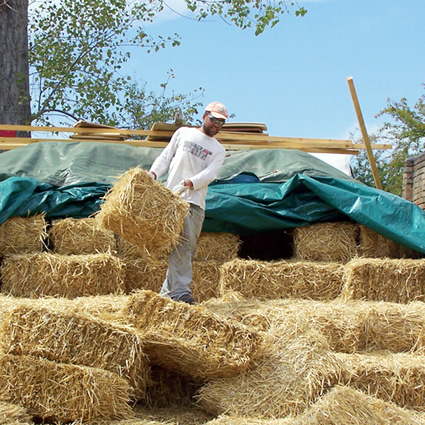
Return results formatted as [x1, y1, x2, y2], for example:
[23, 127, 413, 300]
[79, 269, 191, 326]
[403, 153, 425, 210]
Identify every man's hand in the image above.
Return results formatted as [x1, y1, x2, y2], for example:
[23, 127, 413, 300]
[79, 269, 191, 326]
[173, 179, 193, 195]
[147, 171, 156, 180]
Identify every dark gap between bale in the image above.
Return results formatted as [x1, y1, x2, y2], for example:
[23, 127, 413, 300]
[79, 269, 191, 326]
[0, 304, 150, 400]
[0, 353, 134, 423]
[0, 252, 126, 298]
[125, 290, 264, 381]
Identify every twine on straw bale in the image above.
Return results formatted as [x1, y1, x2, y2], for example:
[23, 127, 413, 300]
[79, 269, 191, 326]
[0, 214, 47, 258]
[0, 401, 33, 425]
[95, 166, 189, 253]
[219, 259, 344, 301]
[49, 217, 117, 255]
[0, 353, 134, 423]
[341, 258, 425, 303]
[125, 290, 264, 381]
[196, 326, 344, 419]
[293, 222, 359, 263]
[0, 252, 126, 299]
[337, 352, 425, 411]
[0, 305, 150, 399]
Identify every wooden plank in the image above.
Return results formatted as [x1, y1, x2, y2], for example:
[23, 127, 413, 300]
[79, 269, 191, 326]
[347, 76, 383, 190]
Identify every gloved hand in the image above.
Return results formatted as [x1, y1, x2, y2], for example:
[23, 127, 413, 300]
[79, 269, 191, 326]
[173, 180, 189, 195]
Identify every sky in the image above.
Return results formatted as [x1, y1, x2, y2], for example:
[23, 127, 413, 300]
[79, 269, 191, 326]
[122, 0, 425, 172]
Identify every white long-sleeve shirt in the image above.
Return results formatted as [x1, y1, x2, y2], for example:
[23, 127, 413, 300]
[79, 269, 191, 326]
[149, 127, 226, 210]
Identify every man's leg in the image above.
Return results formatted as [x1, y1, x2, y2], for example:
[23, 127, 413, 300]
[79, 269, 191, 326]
[160, 204, 204, 301]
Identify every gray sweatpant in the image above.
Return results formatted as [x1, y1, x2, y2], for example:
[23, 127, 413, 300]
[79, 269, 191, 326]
[160, 203, 205, 301]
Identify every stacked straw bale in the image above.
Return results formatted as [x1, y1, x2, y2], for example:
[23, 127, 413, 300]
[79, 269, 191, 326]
[341, 258, 425, 303]
[197, 323, 344, 419]
[0, 401, 33, 425]
[219, 259, 344, 301]
[293, 222, 359, 263]
[0, 252, 126, 298]
[95, 167, 189, 254]
[0, 305, 150, 399]
[358, 225, 404, 259]
[125, 290, 264, 381]
[337, 352, 425, 411]
[0, 353, 134, 423]
[0, 215, 47, 258]
[204, 386, 424, 424]
[49, 217, 117, 255]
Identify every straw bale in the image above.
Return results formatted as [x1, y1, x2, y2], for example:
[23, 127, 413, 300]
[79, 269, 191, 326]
[341, 257, 425, 303]
[196, 328, 344, 419]
[95, 166, 189, 253]
[0, 214, 47, 258]
[125, 290, 264, 380]
[292, 385, 424, 425]
[293, 222, 359, 263]
[219, 259, 344, 301]
[0, 252, 126, 299]
[358, 225, 403, 258]
[195, 233, 241, 262]
[204, 417, 289, 425]
[142, 366, 203, 409]
[0, 401, 33, 425]
[133, 405, 213, 425]
[0, 305, 150, 399]
[116, 235, 171, 260]
[337, 352, 425, 411]
[49, 217, 117, 255]
[192, 260, 222, 302]
[0, 353, 134, 423]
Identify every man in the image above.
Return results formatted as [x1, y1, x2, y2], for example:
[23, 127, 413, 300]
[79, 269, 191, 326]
[148, 101, 228, 304]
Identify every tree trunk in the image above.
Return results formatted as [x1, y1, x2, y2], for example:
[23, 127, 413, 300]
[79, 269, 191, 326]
[0, 0, 31, 137]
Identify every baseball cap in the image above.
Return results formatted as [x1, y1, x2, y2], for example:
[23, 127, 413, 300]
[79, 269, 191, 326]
[205, 102, 228, 120]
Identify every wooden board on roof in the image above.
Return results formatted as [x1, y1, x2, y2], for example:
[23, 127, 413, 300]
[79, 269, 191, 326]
[70, 120, 127, 141]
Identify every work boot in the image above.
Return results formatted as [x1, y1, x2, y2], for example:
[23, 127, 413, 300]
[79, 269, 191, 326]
[176, 293, 196, 305]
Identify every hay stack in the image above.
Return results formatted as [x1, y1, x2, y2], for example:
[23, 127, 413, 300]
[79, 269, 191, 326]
[219, 259, 344, 301]
[0, 401, 33, 425]
[196, 326, 344, 419]
[0, 252, 126, 298]
[95, 167, 189, 253]
[195, 233, 241, 262]
[358, 225, 402, 258]
[125, 290, 264, 381]
[341, 258, 425, 303]
[338, 352, 425, 411]
[0, 353, 134, 423]
[0, 215, 47, 258]
[293, 222, 359, 263]
[0, 305, 150, 399]
[49, 217, 117, 255]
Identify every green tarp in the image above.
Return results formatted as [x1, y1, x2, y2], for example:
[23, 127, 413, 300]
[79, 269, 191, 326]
[0, 141, 424, 254]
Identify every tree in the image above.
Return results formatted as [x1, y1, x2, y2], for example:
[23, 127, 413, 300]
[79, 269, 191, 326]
[0, 0, 31, 134]
[1, 0, 306, 128]
[351, 85, 425, 196]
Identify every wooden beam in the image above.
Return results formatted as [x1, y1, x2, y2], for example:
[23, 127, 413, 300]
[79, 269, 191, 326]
[347, 76, 383, 190]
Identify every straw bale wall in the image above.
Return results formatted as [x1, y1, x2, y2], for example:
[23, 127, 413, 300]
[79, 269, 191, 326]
[0, 400, 33, 425]
[0, 215, 47, 258]
[341, 258, 425, 303]
[0, 252, 126, 298]
[95, 167, 189, 254]
[49, 217, 117, 255]
[0, 353, 134, 423]
[219, 259, 344, 301]
[125, 290, 264, 381]
[0, 305, 150, 399]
